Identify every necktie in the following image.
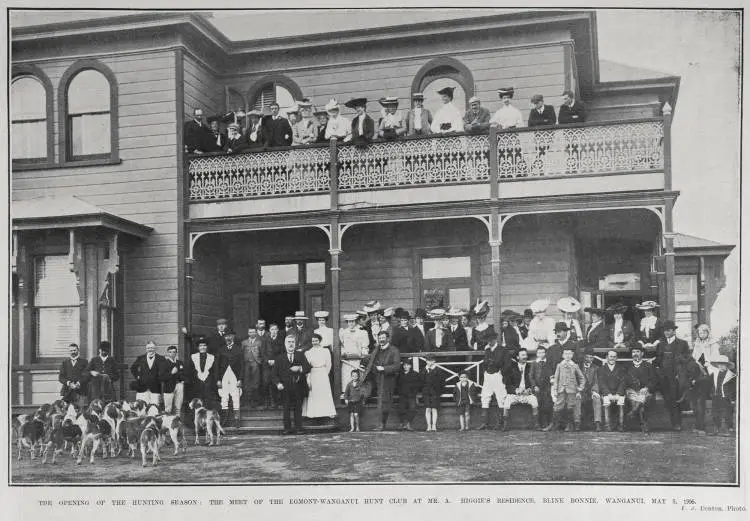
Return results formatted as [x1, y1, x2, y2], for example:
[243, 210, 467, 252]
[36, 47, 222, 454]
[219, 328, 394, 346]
[288, 354, 294, 363]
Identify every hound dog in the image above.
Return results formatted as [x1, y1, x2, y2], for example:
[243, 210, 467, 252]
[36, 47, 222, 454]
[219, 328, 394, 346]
[103, 401, 125, 457]
[129, 400, 148, 417]
[188, 398, 225, 446]
[76, 412, 113, 465]
[120, 416, 155, 459]
[154, 414, 188, 455]
[139, 420, 162, 467]
[17, 416, 45, 461]
[42, 418, 83, 464]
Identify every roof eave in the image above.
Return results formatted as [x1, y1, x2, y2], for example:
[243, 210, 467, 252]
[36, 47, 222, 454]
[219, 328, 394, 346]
[675, 246, 735, 258]
[12, 213, 153, 239]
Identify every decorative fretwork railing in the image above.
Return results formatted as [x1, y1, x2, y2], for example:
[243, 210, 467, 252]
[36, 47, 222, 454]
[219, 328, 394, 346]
[495, 120, 664, 179]
[188, 145, 331, 200]
[187, 119, 666, 202]
[337, 134, 489, 189]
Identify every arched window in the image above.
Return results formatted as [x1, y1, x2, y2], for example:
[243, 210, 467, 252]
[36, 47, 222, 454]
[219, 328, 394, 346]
[247, 75, 303, 116]
[59, 60, 119, 164]
[12, 76, 48, 161]
[11, 65, 53, 165]
[412, 57, 475, 117]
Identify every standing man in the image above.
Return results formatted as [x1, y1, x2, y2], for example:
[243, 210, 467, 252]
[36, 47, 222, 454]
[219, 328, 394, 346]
[184, 108, 210, 154]
[409, 308, 428, 353]
[205, 116, 227, 152]
[447, 307, 470, 350]
[528, 94, 557, 127]
[582, 307, 611, 361]
[162, 345, 185, 416]
[501, 348, 539, 430]
[217, 333, 244, 426]
[654, 320, 690, 431]
[500, 309, 523, 355]
[283, 315, 295, 337]
[188, 337, 219, 409]
[624, 344, 657, 433]
[263, 324, 286, 409]
[262, 102, 293, 147]
[558, 90, 586, 124]
[476, 330, 507, 430]
[463, 96, 491, 134]
[430, 87, 463, 134]
[579, 347, 603, 431]
[406, 92, 432, 136]
[363, 331, 402, 431]
[182, 318, 231, 355]
[272, 335, 312, 435]
[547, 322, 578, 369]
[391, 309, 415, 354]
[598, 350, 627, 432]
[58, 343, 88, 405]
[291, 311, 314, 352]
[130, 340, 165, 407]
[396, 358, 422, 431]
[242, 328, 264, 408]
[531, 345, 555, 430]
[86, 341, 119, 402]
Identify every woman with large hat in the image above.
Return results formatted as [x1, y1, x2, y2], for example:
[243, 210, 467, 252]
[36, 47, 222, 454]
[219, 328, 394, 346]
[377, 96, 407, 140]
[339, 313, 371, 394]
[301, 333, 337, 422]
[635, 301, 663, 352]
[406, 92, 433, 136]
[292, 99, 319, 146]
[323, 98, 352, 142]
[345, 97, 375, 146]
[521, 299, 556, 355]
[607, 303, 636, 348]
[557, 297, 583, 340]
[469, 299, 496, 351]
[430, 86, 463, 134]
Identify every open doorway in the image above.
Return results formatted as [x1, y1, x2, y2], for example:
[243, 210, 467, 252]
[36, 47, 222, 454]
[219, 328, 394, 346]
[259, 290, 299, 330]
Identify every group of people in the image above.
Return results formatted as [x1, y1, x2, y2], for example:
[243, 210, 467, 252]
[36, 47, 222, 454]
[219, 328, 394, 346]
[183, 88, 585, 155]
[57, 296, 735, 437]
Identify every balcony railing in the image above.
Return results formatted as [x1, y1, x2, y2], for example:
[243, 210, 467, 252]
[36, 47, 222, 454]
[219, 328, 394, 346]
[187, 118, 666, 202]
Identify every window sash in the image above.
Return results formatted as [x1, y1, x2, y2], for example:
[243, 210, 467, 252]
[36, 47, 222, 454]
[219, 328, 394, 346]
[12, 120, 47, 160]
[34, 307, 80, 358]
[69, 112, 111, 158]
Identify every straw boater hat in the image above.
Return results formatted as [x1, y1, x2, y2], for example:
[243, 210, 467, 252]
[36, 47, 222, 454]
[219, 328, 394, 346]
[557, 297, 581, 314]
[497, 87, 515, 99]
[293, 311, 308, 320]
[429, 308, 446, 320]
[446, 306, 465, 318]
[635, 300, 660, 311]
[297, 99, 313, 109]
[363, 300, 383, 313]
[325, 99, 340, 113]
[383, 307, 395, 318]
[473, 299, 490, 317]
[378, 96, 399, 107]
[529, 298, 550, 314]
[411, 92, 425, 101]
[710, 354, 735, 371]
[355, 309, 367, 318]
[343, 313, 358, 322]
[314, 311, 329, 319]
[468, 96, 481, 104]
[344, 97, 368, 109]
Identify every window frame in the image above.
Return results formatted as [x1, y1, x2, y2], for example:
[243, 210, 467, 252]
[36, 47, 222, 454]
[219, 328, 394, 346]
[245, 74, 303, 113]
[58, 59, 119, 166]
[411, 56, 475, 112]
[11, 65, 54, 168]
[415, 245, 481, 312]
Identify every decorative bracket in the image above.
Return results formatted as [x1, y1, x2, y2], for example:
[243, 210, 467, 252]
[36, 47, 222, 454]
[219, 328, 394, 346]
[469, 215, 491, 238]
[188, 231, 208, 260]
[107, 232, 120, 275]
[68, 230, 84, 304]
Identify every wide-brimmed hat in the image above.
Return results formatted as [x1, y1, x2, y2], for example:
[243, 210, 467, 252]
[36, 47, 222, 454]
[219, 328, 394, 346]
[285, 106, 300, 115]
[497, 87, 515, 99]
[247, 109, 263, 118]
[394, 308, 410, 320]
[473, 300, 490, 317]
[343, 313, 358, 322]
[325, 99, 340, 113]
[363, 300, 383, 313]
[607, 303, 628, 314]
[411, 92, 425, 101]
[378, 96, 399, 107]
[635, 300, 660, 310]
[710, 355, 735, 370]
[293, 311, 308, 320]
[297, 99, 313, 109]
[501, 309, 522, 321]
[383, 307, 395, 318]
[557, 297, 581, 314]
[437, 86, 455, 98]
[584, 307, 605, 316]
[554, 322, 570, 333]
[529, 299, 550, 314]
[414, 308, 427, 319]
[344, 97, 368, 109]
[662, 320, 678, 330]
[314, 109, 328, 117]
[429, 308, 446, 320]
[355, 310, 367, 318]
[314, 311, 329, 319]
[630, 344, 644, 353]
[446, 306, 465, 318]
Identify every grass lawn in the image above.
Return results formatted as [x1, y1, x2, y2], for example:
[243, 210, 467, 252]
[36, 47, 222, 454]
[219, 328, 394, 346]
[11, 429, 736, 484]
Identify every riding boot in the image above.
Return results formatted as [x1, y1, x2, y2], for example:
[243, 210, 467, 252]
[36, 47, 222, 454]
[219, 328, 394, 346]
[603, 407, 612, 432]
[618, 406, 625, 432]
[500, 409, 509, 431]
[476, 408, 490, 430]
[541, 411, 557, 432]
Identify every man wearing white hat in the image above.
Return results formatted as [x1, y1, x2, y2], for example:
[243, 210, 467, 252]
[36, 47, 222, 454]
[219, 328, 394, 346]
[431, 86, 463, 134]
[291, 311, 314, 352]
[339, 313, 370, 394]
[292, 99, 319, 146]
[377, 96, 407, 140]
[463, 96, 491, 134]
[406, 93, 432, 136]
[521, 299, 556, 355]
[223, 122, 248, 154]
[324, 99, 352, 142]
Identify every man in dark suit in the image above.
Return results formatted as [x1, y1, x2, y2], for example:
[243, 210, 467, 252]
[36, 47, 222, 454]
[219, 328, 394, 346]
[290, 312, 314, 352]
[262, 102, 293, 148]
[262, 323, 286, 409]
[130, 340, 167, 406]
[654, 320, 691, 431]
[463, 96, 491, 134]
[528, 94, 557, 127]
[86, 341, 119, 402]
[582, 307, 611, 362]
[204, 116, 227, 153]
[184, 108, 211, 154]
[501, 348, 538, 430]
[558, 90, 586, 124]
[187, 337, 219, 409]
[500, 309, 523, 354]
[182, 318, 231, 355]
[447, 308, 470, 350]
[223, 123, 249, 154]
[363, 331, 402, 431]
[272, 335, 312, 434]
[162, 345, 185, 416]
[390, 310, 415, 354]
[58, 343, 88, 405]
[409, 308, 428, 352]
[547, 322, 579, 369]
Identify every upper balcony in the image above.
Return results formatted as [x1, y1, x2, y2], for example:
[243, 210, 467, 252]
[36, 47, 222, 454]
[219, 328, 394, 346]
[187, 117, 667, 222]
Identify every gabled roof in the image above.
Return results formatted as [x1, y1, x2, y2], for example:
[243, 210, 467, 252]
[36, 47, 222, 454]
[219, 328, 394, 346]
[12, 196, 153, 238]
[673, 232, 734, 257]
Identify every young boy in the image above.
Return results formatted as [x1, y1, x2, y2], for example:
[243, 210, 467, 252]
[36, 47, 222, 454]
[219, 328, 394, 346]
[545, 346, 585, 432]
[707, 355, 736, 436]
[396, 359, 422, 431]
[422, 355, 443, 431]
[453, 371, 477, 431]
[343, 369, 366, 432]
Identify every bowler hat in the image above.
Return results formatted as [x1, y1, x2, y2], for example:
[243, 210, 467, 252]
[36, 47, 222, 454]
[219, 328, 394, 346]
[554, 322, 570, 333]
[662, 320, 677, 330]
[583, 346, 595, 356]
[523, 309, 534, 319]
[414, 308, 427, 319]
[99, 341, 111, 353]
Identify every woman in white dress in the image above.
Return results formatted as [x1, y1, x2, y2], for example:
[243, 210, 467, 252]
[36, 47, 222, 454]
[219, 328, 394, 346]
[313, 310, 333, 350]
[430, 86, 463, 134]
[692, 323, 721, 369]
[339, 313, 371, 394]
[302, 334, 337, 419]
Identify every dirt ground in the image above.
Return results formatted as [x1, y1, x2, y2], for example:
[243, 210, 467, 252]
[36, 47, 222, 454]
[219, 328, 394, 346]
[11, 429, 736, 484]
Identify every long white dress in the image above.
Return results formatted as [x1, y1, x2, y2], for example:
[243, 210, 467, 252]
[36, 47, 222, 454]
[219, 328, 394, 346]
[302, 345, 337, 418]
[315, 326, 334, 349]
[430, 103, 463, 134]
[340, 327, 370, 393]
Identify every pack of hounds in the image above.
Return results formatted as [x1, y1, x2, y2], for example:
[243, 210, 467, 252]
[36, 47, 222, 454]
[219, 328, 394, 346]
[14, 398, 224, 467]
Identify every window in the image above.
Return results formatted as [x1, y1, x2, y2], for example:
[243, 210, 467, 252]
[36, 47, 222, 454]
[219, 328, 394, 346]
[423, 77, 466, 119]
[33, 255, 80, 358]
[261, 264, 299, 286]
[305, 262, 326, 284]
[247, 75, 303, 116]
[59, 60, 118, 164]
[67, 70, 111, 158]
[422, 256, 471, 279]
[12, 76, 48, 160]
[421, 255, 474, 311]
